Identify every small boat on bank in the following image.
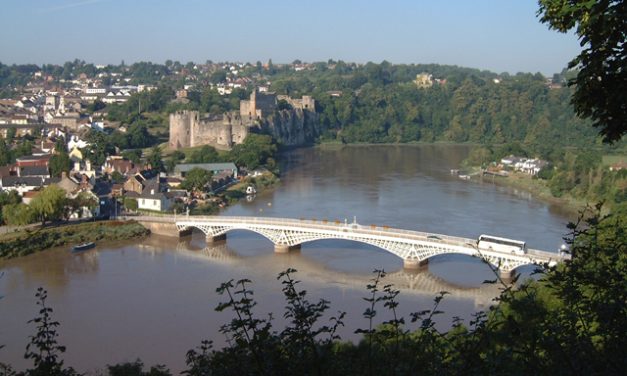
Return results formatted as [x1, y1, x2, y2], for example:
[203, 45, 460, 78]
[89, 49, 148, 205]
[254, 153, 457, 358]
[72, 242, 95, 252]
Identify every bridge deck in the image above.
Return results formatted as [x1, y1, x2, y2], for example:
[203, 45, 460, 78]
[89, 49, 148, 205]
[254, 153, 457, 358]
[129, 214, 563, 261]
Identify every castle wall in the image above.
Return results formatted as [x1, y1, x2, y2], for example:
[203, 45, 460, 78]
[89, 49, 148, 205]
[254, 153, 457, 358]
[180, 112, 252, 150]
[277, 95, 315, 111]
[240, 100, 255, 118]
[169, 93, 318, 151]
[254, 91, 277, 116]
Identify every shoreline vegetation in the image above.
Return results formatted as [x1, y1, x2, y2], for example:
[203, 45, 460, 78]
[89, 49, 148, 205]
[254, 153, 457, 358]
[474, 171, 589, 216]
[0, 172, 280, 260]
[187, 170, 280, 215]
[0, 220, 149, 260]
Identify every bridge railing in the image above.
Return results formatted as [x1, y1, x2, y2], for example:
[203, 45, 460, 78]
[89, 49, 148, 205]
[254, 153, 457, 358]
[134, 214, 565, 259]
[174, 215, 479, 248]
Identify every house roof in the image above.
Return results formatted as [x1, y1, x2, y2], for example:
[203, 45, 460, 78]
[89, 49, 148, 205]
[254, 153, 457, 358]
[16, 154, 52, 162]
[1, 176, 46, 187]
[107, 158, 134, 172]
[20, 166, 50, 177]
[56, 175, 79, 194]
[174, 163, 237, 174]
[139, 190, 167, 200]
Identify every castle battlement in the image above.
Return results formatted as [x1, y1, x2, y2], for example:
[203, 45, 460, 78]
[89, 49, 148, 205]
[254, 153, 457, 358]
[169, 90, 316, 150]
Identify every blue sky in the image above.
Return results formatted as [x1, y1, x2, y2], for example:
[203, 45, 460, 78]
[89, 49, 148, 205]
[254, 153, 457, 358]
[0, 0, 580, 74]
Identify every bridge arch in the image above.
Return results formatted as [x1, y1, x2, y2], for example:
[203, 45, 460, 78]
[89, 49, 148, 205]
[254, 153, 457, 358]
[178, 223, 485, 269]
[166, 215, 567, 277]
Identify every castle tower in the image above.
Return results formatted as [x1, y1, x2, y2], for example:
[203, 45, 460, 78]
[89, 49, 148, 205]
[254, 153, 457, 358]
[240, 90, 257, 119]
[169, 110, 197, 149]
[219, 116, 234, 149]
[301, 96, 315, 111]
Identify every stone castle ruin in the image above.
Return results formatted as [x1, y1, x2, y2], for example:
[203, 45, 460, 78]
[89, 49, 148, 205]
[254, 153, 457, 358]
[169, 90, 317, 150]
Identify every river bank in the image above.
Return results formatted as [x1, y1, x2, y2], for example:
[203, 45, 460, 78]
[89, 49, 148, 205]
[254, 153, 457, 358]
[0, 220, 149, 259]
[189, 170, 280, 214]
[473, 172, 589, 217]
[0, 171, 280, 259]
[316, 140, 481, 149]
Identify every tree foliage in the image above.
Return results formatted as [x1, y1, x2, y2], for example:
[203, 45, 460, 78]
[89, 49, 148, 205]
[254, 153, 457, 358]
[187, 145, 219, 164]
[229, 134, 277, 170]
[0, 190, 22, 224]
[538, 0, 627, 142]
[2, 203, 36, 226]
[124, 197, 138, 212]
[30, 185, 67, 224]
[147, 146, 164, 172]
[23, 288, 77, 376]
[49, 152, 71, 178]
[180, 168, 212, 193]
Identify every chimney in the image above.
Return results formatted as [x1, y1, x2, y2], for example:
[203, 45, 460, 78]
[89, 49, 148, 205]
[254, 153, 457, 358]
[86, 159, 91, 171]
[74, 161, 80, 172]
[150, 189, 155, 195]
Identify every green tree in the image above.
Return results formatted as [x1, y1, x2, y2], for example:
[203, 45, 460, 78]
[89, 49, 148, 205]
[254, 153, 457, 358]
[465, 146, 493, 167]
[124, 197, 138, 212]
[188, 145, 219, 164]
[68, 192, 98, 219]
[49, 152, 71, 177]
[2, 203, 36, 225]
[30, 185, 67, 224]
[122, 149, 142, 164]
[209, 70, 227, 84]
[23, 288, 77, 376]
[165, 150, 185, 172]
[229, 134, 277, 170]
[538, 0, 626, 142]
[54, 137, 67, 153]
[107, 359, 171, 376]
[84, 131, 114, 166]
[127, 123, 154, 149]
[86, 100, 105, 113]
[180, 168, 212, 193]
[111, 170, 125, 183]
[0, 137, 11, 166]
[0, 189, 22, 223]
[13, 140, 33, 159]
[147, 146, 164, 172]
[5, 127, 16, 143]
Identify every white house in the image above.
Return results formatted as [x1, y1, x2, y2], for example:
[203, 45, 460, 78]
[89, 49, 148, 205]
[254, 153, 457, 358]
[520, 159, 549, 176]
[68, 135, 89, 150]
[137, 188, 172, 212]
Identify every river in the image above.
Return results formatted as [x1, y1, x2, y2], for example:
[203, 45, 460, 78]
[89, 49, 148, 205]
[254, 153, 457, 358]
[0, 145, 574, 373]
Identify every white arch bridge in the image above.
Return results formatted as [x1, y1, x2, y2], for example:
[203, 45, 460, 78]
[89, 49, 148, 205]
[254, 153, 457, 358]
[132, 215, 569, 279]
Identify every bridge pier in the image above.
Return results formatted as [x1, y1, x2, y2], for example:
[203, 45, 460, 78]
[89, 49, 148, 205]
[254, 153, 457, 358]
[403, 258, 428, 270]
[499, 269, 515, 282]
[274, 243, 301, 254]
[178, 227, 193, 237]
[206, 234, 227, 244]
